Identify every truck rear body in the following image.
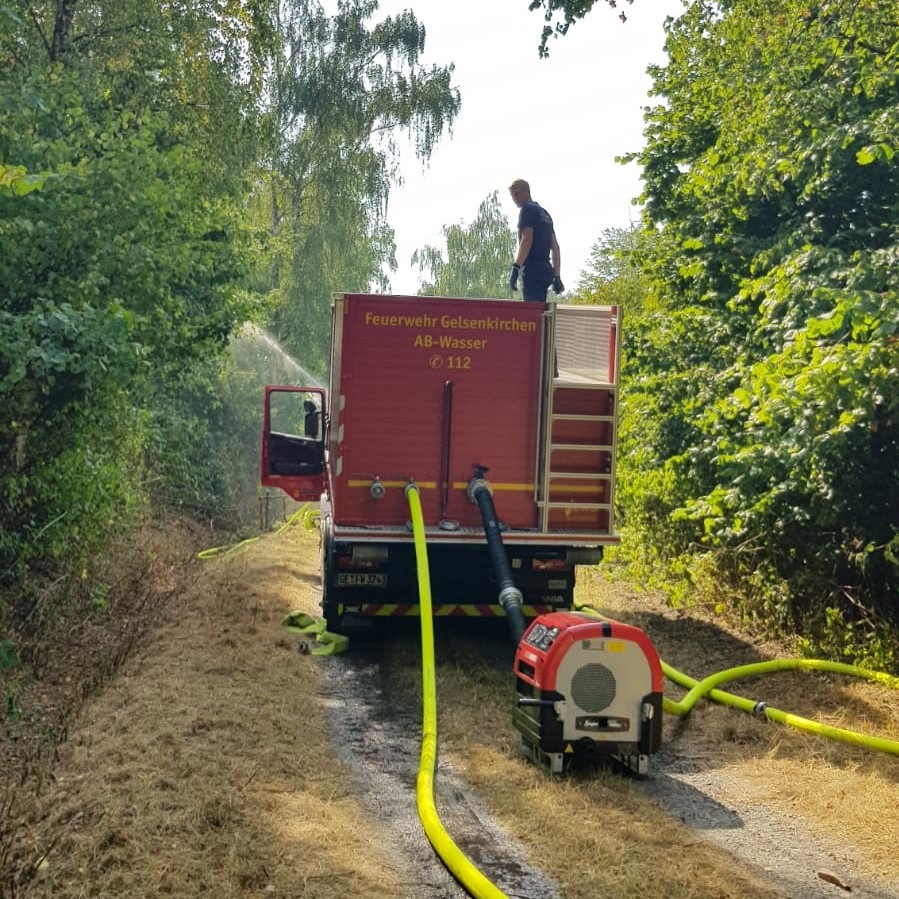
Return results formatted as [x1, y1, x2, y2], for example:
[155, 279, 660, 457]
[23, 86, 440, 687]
[262, 293, 620, 630]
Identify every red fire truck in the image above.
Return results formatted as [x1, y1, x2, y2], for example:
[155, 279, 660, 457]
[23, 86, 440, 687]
[261, 293, 621, 633]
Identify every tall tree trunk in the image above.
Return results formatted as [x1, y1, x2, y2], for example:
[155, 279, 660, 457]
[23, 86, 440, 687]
[50, 0, 78, 62]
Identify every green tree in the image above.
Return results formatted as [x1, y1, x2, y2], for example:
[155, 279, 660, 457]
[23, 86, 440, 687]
[412, 192, 516, 298]
[0, 0, 274, 604]
[0, 0, 461, 621]
[526, 0, 661, 56]
[619, 0, 899, 662]
[574, 225, 654, 315]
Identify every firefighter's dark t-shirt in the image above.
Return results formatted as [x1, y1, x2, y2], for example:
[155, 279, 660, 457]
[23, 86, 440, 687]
[517, 201, 554, 300]
[517, 201, 554, 272]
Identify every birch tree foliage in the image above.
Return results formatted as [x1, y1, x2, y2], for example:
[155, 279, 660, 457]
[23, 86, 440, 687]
[574, 226, 654, 316]
[525, 0, 669, 56]
[412, 192, 516, 299]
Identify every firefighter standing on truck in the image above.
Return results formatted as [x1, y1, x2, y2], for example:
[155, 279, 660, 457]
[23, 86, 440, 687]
[508, 178, 564, 302]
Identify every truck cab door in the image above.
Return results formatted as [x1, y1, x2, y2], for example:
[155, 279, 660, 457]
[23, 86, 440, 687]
[261, 386, 327, 502]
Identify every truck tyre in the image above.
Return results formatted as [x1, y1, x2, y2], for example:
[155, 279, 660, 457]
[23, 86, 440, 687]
[318, 513, 340, 632]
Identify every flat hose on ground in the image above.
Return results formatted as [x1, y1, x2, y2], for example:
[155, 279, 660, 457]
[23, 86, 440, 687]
[406, 482, 510, 899]
[198, 503, 312, 558]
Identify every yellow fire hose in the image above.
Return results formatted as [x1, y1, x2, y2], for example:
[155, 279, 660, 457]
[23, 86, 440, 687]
[198, 502, 313, 559]
[574, 603, 899, 757]
[406, 482, 510, 899]
[282, 611, 349, 656]
[660, 657, 899, 755]
[197, 535, 259, 559]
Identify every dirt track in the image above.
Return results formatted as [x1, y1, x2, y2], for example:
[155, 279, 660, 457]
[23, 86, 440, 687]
[8, 523, 899, 899]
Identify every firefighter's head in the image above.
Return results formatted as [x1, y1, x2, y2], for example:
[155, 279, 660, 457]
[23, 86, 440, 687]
[508, 179, 531, 208]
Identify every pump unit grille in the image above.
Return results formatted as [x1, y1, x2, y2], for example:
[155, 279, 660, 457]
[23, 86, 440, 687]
[570, 663, 616, 712]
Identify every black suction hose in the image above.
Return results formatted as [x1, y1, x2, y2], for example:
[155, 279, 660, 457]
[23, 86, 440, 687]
[468, 467, 528, 644]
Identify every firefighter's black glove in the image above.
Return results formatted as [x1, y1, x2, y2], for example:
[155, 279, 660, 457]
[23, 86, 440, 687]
[552, 275, 565, 295]
[509, 264, 520, 292]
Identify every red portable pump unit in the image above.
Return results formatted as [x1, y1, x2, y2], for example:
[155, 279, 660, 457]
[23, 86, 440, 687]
[513, 610, 663, 775]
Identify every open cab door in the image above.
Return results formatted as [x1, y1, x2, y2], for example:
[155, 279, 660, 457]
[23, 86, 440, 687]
[261, 386, 327, 502]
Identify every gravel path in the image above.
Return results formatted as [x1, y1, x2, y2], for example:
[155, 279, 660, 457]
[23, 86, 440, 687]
[320, 648, 563, 899]
[641, 746, 897, 899]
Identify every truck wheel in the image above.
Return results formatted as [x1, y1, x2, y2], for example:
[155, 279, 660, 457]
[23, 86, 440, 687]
[319, 513, 340, 632]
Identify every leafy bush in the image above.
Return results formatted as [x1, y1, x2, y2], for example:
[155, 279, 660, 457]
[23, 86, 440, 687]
[603, 0, 899, 668]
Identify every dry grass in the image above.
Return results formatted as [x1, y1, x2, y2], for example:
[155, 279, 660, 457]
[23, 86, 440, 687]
[6, 524, 899, 898]
[10, 526, 416, 899]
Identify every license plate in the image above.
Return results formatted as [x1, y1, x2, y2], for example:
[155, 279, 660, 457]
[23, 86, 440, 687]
[337, 573, 387, 587]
